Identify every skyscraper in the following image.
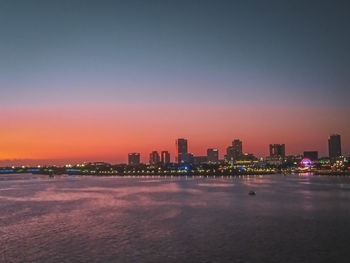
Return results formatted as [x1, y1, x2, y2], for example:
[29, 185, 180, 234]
[328, 134, 341, 159]
[232, 139, 243, 160]
[207, 148, 219, 163]
[225, 139, 242, 161]
[149, 151, 160, 165]
[161, 151, 170, 165]
[225, 146, 234, 161]
[176, 138, 188, 163]
[128, 153, 140, 166]
[269, 144, 285, 157]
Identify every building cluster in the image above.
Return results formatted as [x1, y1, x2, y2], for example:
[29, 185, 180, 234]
[126, 134, 348, 171]
[1, 134, 347, 176]
[261, 134, 346, 170]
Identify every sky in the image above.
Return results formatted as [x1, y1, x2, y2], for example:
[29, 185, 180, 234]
[0, 0, 349, 165]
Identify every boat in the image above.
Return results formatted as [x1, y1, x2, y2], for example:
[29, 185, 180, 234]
[248, 191, 256, 195]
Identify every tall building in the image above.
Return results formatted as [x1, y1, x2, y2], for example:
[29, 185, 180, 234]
[149, 151, 160, 165]
[161, 151, 170, 165]
[128, 153, 140, 166]
[207, 148, 219, 163]
[328, 134, 341, 159]
[225, 139, 242, 161]
[269, 144, 285, 157]
[303, 151, 318, 161]
[226, 146, 234, 161]
[176, 138, 188, 163]
[232, 139, 243, 160]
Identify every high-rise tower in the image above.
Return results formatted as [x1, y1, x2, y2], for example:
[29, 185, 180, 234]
[149, 151, 160, 165]
[328, 134, 341, 159]
[161, 151, 170, 165]
[269, 144, 285, 157]
[176, 138, 188, 163]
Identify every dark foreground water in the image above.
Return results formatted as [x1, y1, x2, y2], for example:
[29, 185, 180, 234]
[1, 174, 350, 263]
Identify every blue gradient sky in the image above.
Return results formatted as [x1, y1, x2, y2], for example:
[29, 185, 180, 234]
[0, 0, 349, 164]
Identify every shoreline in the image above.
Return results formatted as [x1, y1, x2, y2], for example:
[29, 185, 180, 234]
[1, 171, 350, 177]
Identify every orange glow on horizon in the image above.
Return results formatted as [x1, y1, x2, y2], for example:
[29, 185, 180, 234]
[1, 103, 349, 165]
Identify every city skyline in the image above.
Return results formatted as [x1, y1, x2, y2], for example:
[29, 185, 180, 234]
[0, 134, 346, 166]
[1, 2, 350, 262]
[1, 1, 349, 165]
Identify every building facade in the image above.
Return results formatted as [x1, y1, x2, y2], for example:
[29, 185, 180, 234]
[128, 153, 140, 166]
[180, 153, 194, 164]
[149, 151, 160, 165]
[194, 156, 208, 165]
[207, 148, 219, 163]
[232, 139, 243, 160]
[225, 139, 243, 161]
[176, 138, 188, 163]
[328, 134, 341, 160]
[269, 144, 285, 157]
[161, 151, 170, 165]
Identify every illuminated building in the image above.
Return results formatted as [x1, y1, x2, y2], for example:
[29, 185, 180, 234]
[265, 156, 284, 166]
[300, 158, 312, 168]
[207, 148, 219, 163]
[225, 139, 243, 161]
[303, 151, 318, 161]
[328, 134, 341, 160]
[269, 144, 285, 157]
[285, 155, 303, 165]
[128, 153, 140, 166]
[176, 138, 188, 163]
[239, 153, 257, 161]
[266, 144, 286, 166]
[161, 151, 170, 165]
[149, 151, 160, 165]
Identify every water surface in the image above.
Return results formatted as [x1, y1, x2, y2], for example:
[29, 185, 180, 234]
[1, 174, 350, 263]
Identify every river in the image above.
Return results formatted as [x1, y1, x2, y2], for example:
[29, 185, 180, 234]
[1, 174, 350, 262]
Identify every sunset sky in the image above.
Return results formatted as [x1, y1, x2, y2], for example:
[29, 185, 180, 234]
[1, 0, 349, 165]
